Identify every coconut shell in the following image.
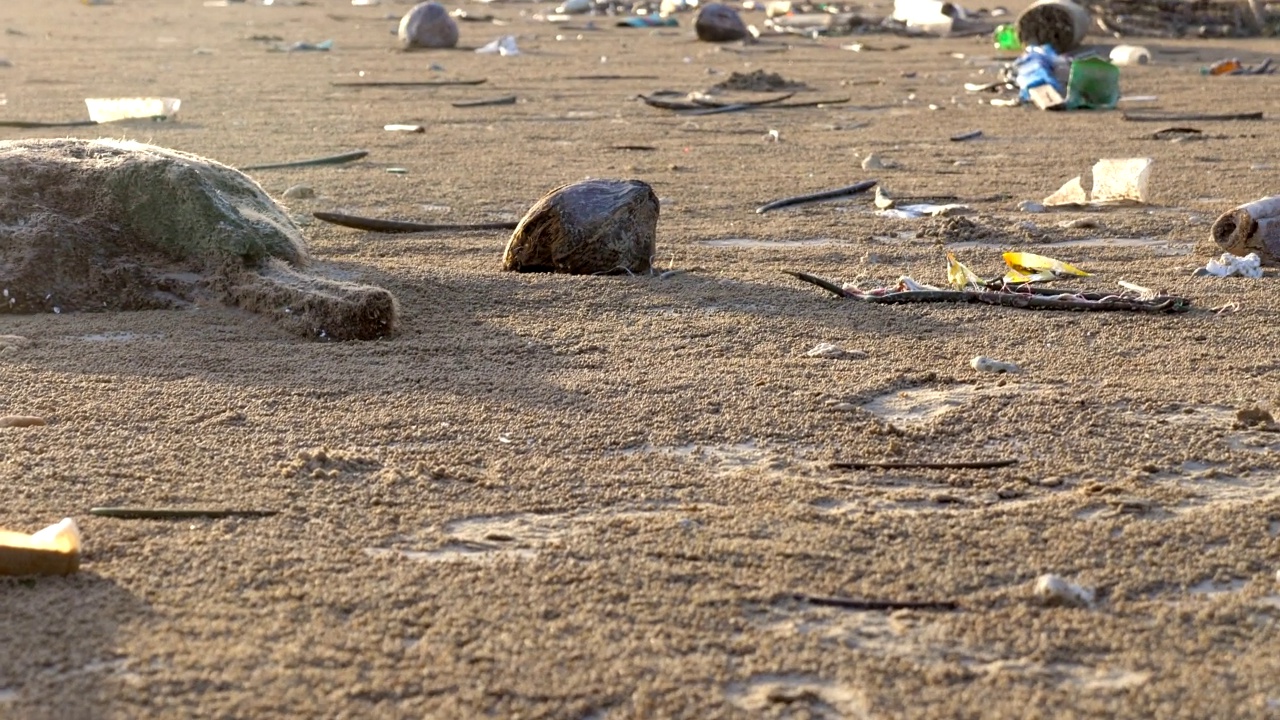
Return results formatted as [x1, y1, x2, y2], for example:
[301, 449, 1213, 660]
[399, 2, 460, 50]
[695, 3, 748, 42]
[503, 179, 659, 275]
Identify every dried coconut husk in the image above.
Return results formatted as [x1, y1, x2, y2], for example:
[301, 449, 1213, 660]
[218, 260, 399, 342]
[1210, 195, 1280, 263]
[1017, 0, 1090, 53]
[695, 3, 749, 42]
[399, 1, 460, 50]
[0, 138, 396, 340]
[503, 179, 658, 275]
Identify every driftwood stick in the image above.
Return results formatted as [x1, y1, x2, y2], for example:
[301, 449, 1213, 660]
[90, 507, 279, 519]
[567, 74, 662, 80]
[1123, 111, 1264, 122]
[786, 272, 1193, 312]
[451, 95, 518, 108]
[784, 271, 852, 297]
[0, 119, 99, 128]
[793, 594, 960, 612]
[854, 289, 1192, 312]
[680, 103, 759, 116]
[331, 79, 488, 87]
[314, 212, 518, 233]
[241, 150, 368, 171]
[773, 96, 852, 108]
[640, 92, 795, 112]
[756, 179, 878, 214]
[830, 459, 1018, 470]
[690, 92, 795, 108]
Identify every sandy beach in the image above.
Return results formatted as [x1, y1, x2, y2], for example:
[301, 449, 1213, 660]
[1, 0, 1279, 716]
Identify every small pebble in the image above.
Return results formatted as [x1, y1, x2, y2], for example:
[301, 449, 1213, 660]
[971, 356, 1020, 373]
[1017, 200, 1046, 213]
[861, 153, 885, 170]
[282, 185, 316, 199]
[0, 415, 46, 428]
[1033, 574, 1094, 608]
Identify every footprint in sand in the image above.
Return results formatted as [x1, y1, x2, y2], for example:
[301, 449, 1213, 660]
[725, 674, 868, 719]
[366, 508, 683, 564]
[752, 600, 1150, 696]
[861, 383, 1052, 426]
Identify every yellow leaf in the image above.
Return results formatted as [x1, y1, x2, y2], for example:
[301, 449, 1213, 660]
[946, 251, 984, 290]
[1002, 251, 1090, 279]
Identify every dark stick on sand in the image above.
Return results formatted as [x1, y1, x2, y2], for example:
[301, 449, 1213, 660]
[640, 92, 795, 112]
[830, 459, 1018, 470]
[773, 97, 852, 108]
[793, 594, 960, 612]
[314, 211, 518, 233]
[0, 119, 100, 128]
[783, 271, 851, 297]
[90, 507, 280, 520]
[331, 79, 488, 87]
[756, 179, 878, 214]
[1122, 111, 1264, 122]
[241, 150, 369, 171]
[567, 74, 662, 80]
[451, 95, 518, 108]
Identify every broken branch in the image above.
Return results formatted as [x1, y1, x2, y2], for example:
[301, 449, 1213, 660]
[756, 179, 878, 214]
[314, 212, 517, 233]
[830, 459, 1018, 470]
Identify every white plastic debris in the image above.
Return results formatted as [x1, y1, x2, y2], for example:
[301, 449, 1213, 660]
[1033, 573, 1094, 608]
[891, 0, 955, 33]
[805, 343, 866, 360]
[1043, 176, 1088, 207]
[971, 356, 1020, 373]
[1109, 44, 1151, 66]
[85, 97, 181, 123]
[874, 185, 894, 210]
[1194, 252, 1263, 279]
[1091, 158, 1153, 204]
[1042, 158, 1153, 207]
[877, 203, 970, 219]
[476, 35, 520, 56]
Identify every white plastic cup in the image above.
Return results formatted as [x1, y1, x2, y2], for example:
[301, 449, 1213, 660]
[1109, 45, 1151, 66]
[84, 98, 181, 123]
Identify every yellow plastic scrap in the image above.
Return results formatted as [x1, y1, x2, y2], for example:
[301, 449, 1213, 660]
[1002, 251, 1090, 283]
[945, 252, 985, 290]
[0, 518, 82, 576]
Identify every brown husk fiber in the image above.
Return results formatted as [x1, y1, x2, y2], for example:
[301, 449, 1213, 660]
[0, 138, 396, 340]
